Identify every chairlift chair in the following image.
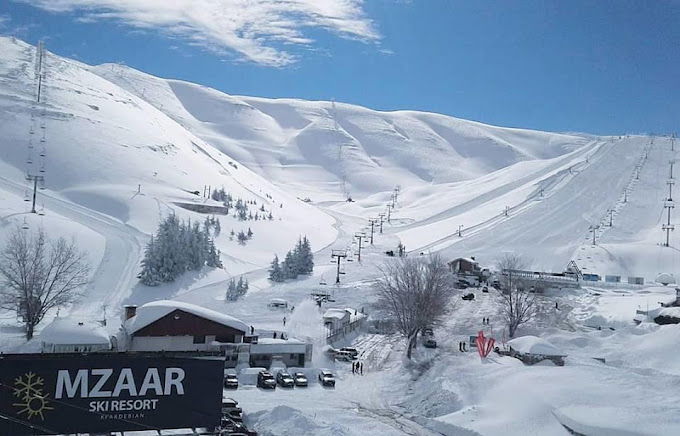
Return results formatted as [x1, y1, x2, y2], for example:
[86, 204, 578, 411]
[39, 164, 45, 173]
[39, 148, 46, 157]
[23, 190, 30, 201]
[21, 217, 29, 230]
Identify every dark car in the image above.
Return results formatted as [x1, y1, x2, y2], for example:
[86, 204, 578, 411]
[424, 338, 437, 348]
[339, 347, 359, 359]
[257, 371, 276, 389]
[422, 327, 434, 336]
[276, 371, 295, 388]
[224, 373, 239, 389]
[293, 372, 308, 387]
[482, 286, 489, 293]
[462, 293, 475, 301]
[318, 370, 336, 387]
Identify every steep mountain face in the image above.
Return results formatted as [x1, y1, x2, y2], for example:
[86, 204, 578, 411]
[89, 62, 592, 200]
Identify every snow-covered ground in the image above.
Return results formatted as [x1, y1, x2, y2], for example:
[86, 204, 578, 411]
[2, 37, 680, 435]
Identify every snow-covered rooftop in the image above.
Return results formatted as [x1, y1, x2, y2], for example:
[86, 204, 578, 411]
[40, 317, 110, 345]
[323, 308, 349, 320]
[507, 335, 566, 357]
[125, 300, 249, 334]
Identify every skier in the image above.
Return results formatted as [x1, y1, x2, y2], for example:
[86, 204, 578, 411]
[351, 362, 355, 374]
[283, 316, 287, 327]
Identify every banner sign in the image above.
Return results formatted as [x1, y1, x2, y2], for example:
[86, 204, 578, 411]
[0, 353, 224, 435]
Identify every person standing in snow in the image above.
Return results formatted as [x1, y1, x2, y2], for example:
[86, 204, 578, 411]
[283, 316, 287, 326]
[250, 325, 255, 335]
[351, 362, 355, 374]
[360, 362, 363, 375]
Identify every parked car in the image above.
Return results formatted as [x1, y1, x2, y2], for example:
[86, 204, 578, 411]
[224, 373, 239, 389]
[422, 327, 434, 336]
[482, 286, 489, 293]
[224, 408, 243, 422]
[257, 371, 276, 389]
[293, 372, 308, 387]
[319, 370, 336, 387]
[276, 371, 295, 387]
[334, 350, 354, 362]
[462, 293, 475, 301]
[221, 397, 240, 411]
[424, 338, 437, 348]
[339, 347, 359, 359]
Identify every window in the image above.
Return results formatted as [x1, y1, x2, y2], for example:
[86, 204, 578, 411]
[193, 335, 206, 344]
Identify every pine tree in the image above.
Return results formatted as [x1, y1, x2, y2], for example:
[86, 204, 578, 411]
[247, 227, 253, 239]
[269, 255, 283, 282]
[138, 236, 161, 286]
[283, 250, 297, 279]
[214, 218, 221, 236]
[300, 236, 314, 274]
[237, 231, 248, 245]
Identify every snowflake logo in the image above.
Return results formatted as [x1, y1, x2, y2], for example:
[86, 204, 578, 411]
[12, 372, 53, 420]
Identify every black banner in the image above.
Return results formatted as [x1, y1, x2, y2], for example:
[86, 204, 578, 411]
[0, 353, 224, 435]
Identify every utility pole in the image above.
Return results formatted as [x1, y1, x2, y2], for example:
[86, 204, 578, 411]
[457, 224, 463, 237]
[667, 179, 675, 201]
[670, 160, 676, 180]
[663, 200, 675, 247]
[589, 225, 599, 246]
[26, 175, 44, 214]
[368, 218, 378, 245]
[386, 204, 392, 222]
[378, 213, 385, 234]
[331, 249, 347, 284]
[354, 233, 365, 262]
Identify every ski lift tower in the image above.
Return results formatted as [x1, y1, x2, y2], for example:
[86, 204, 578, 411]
[331, 249, 347, 284]
[354, 232, 366, 262]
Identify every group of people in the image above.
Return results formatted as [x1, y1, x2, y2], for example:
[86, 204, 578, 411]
[482, 317, 491, 325]
[458, 341, 468, 352]
[351, 361, 364, 375]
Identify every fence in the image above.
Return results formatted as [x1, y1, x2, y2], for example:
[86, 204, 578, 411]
[326, 316, 366, 344]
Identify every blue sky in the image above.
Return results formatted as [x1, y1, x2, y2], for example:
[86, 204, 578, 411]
[2, 0, 679, 135]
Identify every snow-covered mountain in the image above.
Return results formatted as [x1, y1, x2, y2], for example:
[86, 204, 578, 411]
[2, 36, 677, 294]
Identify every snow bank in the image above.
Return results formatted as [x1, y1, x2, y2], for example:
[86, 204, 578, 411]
[250, 405, 351, 436]
[553, 405, 679, 436]
[507, 335, 566, 356]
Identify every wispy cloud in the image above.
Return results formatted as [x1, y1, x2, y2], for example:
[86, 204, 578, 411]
[19, 0, 381, 66]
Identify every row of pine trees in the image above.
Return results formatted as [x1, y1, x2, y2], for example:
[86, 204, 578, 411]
[269, 236, 314, 282]
[139, 214, 222, 286]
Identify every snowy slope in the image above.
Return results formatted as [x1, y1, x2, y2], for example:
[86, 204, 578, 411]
[0, 36, 336, 320]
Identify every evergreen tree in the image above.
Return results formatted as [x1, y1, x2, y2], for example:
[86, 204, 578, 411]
[269, 255, 284, 282]
[282, 250, 297, 279]
[138, 236, 161, 285]
[300, 236, 314, 274]
[237, 231, 248, 245]
[214, 218, 221, 236]
[247, 227, 253, 239]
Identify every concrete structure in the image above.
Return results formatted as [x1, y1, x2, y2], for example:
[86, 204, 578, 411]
[323, 308, 351, 331]
[40, 318, 111, 353]
[448, 257, 480, 275]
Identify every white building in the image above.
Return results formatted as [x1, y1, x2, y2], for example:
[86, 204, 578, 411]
[39, 318, 111, 353]
[323, 308, 351, 331]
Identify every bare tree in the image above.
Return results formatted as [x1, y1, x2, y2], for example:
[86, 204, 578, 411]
[0, 227, 90, 340]
[495, 253, 537, 338]
[374, 254, 454, 359]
